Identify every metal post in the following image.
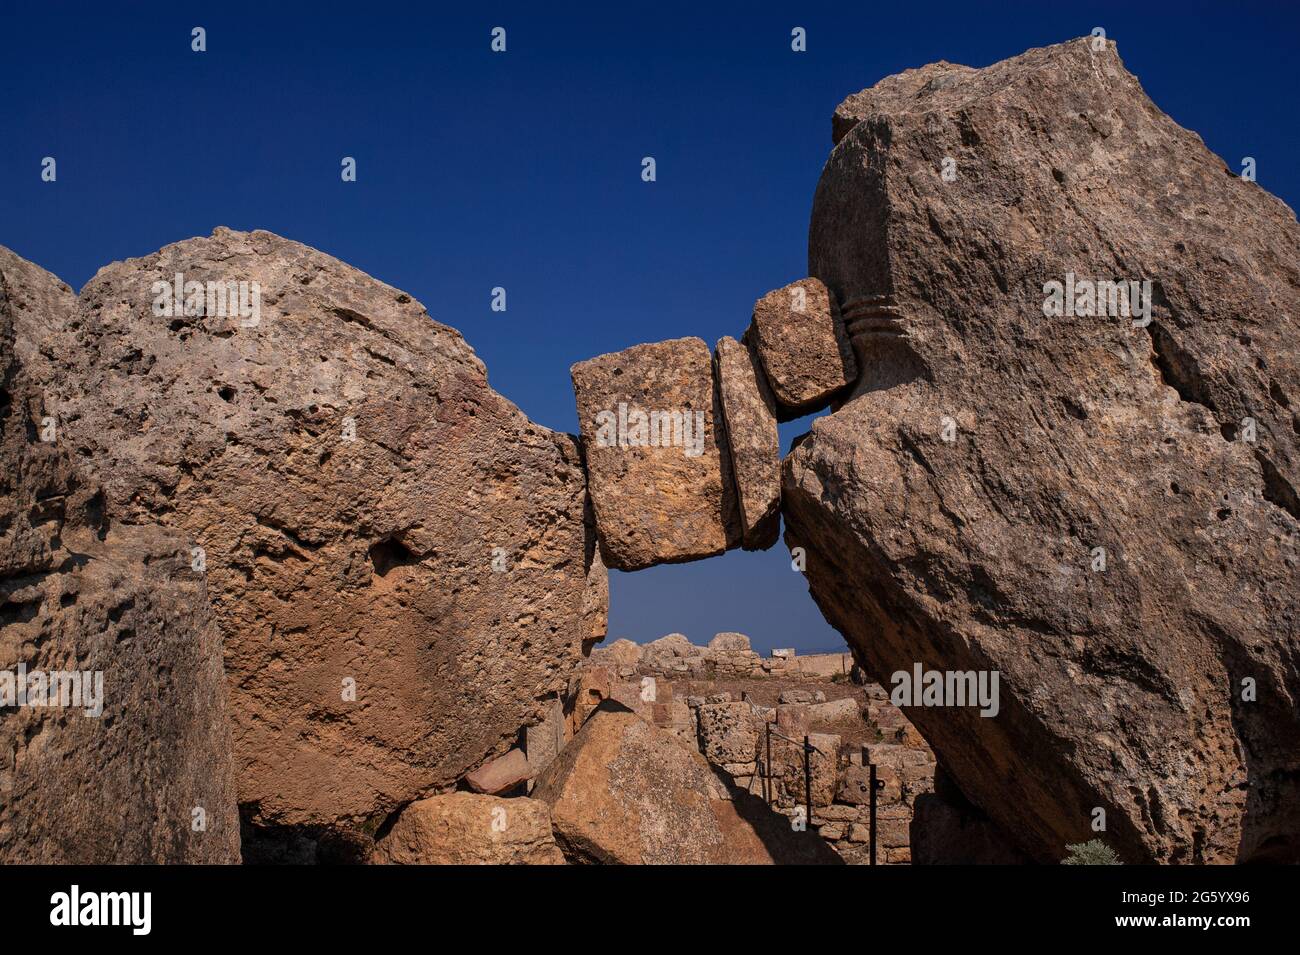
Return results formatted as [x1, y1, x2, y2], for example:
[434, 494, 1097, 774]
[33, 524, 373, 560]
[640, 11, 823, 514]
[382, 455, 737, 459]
[764, 722, 773, 804]
[803, 735, 813, 832]
[869, 762, 878, 866]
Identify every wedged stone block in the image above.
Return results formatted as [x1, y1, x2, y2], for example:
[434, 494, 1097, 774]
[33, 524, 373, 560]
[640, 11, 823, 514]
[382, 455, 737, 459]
[571, 337, 740, 570]
[714, 336, 780, 548]
[745, 278, 856, 419]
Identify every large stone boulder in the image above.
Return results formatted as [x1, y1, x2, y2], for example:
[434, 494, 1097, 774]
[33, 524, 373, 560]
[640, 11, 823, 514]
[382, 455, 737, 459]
[787, 38, 1300, 863]
[23, 229, 599, 853]
[370, 793, 564, 865]
[0, 248, 240, 863]
[571, 337, 740, 569]
[532, 704, 839, 864]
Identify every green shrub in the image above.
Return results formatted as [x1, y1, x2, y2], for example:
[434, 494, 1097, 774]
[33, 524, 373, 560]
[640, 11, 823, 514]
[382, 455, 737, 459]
[1061, 839, 1122, 865]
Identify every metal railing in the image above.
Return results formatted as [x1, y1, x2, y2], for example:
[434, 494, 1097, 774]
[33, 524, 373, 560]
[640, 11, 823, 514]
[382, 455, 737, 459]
[758, 721, 882, 865]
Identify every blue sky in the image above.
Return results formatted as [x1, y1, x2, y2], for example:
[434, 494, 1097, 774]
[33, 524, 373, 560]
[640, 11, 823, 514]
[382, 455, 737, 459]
[3, 2, 1296, 652]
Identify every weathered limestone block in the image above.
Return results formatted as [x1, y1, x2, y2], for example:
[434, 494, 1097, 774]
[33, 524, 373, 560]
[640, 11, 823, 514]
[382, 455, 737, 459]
[864, 743, 934, 772]
[793, 652, 853, 678]
[17, 229, 596, 853]
[745, 278, 856, 419]
[665, 697, 695, 742]
[524, 698, 566, 778]
[589, 637, 641, 669]
[695, 701, 759, 766]
[808, 697, 859, 723]
[772, 732, 840, 809]
[792, 38, 1300, 862]
[581, 538, 609, 646]
[0, 249, 240, 863]
[839, 764, 901, 806]
[571, 337, 741, 569]
[813, 805, 861, 824]
[713, 337, 780, 548]
[532, 704, 839, 864]
[776, 703, 811, 738]
[638, 632, 701, 673]
[708, 631, 752, 652]
[779, 689, 825, 704]
[370, 793, 564, 865]
[566, 665, 612, 736]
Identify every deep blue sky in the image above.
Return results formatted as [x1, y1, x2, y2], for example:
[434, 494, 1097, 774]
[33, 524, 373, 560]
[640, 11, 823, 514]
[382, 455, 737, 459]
[3, 3, 1296, 653]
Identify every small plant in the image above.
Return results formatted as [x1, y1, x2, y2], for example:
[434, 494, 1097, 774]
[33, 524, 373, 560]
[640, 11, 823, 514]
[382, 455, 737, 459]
[1061, 839, 1122, 865]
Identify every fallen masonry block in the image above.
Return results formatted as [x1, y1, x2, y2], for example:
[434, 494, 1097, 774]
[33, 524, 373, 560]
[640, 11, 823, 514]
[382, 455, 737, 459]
[464, 747, 531, 795]
[695, 701, 760, 766]
[589, 637, 641, 669]
[8, 229, 596, 849]
[794, 36, 1300, 864]
[370, 793, 564, 865]
[532, 704, 838, 864]
[779, 688, 826, 704]
[776, 703, 811, 738]
[565, 665, 612, 736]
[571, 337, 741, 570]
[713, 336, 780, 549]
[771, 731, 840, 809]
[745, 278, 856, 420]
[807, 697, 860, 723]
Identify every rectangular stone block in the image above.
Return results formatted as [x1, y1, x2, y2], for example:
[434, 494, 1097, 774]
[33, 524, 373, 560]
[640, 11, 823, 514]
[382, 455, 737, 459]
[571, 337, 740, 569]
[745, 278, 856, 419]
[525, 698, 565, 776]
[714, 336, 780, 549]
[772, 731, 840, 809]
[696, 701, 759, 766]
[465, 748, 531, 795]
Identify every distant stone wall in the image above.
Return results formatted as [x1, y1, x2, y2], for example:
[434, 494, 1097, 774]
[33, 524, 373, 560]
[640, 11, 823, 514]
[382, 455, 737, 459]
[556, 641, 936, 864]
[589, 632, 854, 681]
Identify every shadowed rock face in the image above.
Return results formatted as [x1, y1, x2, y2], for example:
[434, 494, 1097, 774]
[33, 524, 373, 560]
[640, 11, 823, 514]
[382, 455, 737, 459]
[0, 248, 240, 863]
[788, 38, 1300, 863]
[15, 229, 600, 852]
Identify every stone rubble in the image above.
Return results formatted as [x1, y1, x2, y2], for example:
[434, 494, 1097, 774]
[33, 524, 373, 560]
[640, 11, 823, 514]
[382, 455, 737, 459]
[571, 632, 936, 864]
